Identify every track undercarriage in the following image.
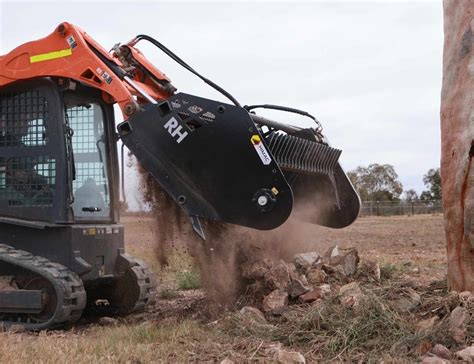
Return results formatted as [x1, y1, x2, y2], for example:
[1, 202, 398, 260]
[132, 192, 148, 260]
[0, 244, 156, 330]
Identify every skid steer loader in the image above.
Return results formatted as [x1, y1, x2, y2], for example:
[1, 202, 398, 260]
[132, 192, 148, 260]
[0, 23, 360, 330]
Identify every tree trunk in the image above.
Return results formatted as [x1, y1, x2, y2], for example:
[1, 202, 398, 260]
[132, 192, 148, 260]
[441, 0, 474, 291]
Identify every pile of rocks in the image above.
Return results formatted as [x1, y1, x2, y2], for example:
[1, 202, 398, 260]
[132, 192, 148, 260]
[420, 291, 474, 363]
[240, 245, 367, 314]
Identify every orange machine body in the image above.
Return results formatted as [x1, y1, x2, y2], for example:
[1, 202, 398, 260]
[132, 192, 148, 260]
[0, 22, 173, 117]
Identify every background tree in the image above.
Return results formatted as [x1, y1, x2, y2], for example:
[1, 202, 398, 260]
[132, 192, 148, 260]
[403, 189, 418, 202]
[441, 0, 474, 291]
[348, 163, 403, 202]
[421, 168, 441, 201]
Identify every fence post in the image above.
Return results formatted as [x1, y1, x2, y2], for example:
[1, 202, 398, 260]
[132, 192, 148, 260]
[376, 200, 380, 216]
[411, 201, 415, 216]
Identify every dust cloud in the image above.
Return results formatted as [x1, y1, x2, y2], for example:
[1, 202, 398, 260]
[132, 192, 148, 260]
[136, 167, 330, 309]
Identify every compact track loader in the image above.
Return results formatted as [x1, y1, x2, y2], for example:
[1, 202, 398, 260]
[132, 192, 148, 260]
[0, 23, 360, 330]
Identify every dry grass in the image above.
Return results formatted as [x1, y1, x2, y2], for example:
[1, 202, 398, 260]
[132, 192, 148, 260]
[0, 215, 464, 363]
[218, 291, 415, 361]
[0, 321, 226, 363]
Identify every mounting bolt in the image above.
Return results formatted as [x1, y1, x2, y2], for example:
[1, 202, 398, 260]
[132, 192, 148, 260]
[124, 103, 136, 116]
[257, 195, 269, 206]
[57, 23, 66, 37]
[177, 195, 186, 205]
[252, 188, 277, 213]
[217, 105, 225, 113]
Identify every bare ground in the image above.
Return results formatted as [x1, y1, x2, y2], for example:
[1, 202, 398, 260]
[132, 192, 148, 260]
[0, 214, 453, 363]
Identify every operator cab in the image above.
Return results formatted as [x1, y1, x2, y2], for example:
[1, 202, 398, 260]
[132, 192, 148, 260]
[0, 78, 119, 224]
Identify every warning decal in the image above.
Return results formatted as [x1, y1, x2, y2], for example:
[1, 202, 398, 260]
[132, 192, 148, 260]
[250, 134, 272, 165]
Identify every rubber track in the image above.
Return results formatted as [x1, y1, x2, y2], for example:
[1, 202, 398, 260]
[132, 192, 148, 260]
[0, 244, 86, 330]
[120, 253, 157, 313]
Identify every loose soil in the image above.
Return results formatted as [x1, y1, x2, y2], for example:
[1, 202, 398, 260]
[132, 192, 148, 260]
[0, 214, 451, 363]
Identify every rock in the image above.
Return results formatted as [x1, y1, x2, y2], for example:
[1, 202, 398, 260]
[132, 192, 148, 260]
[339, 282, 363, 308]
[325, 246, 360, 276]
[293, 252, 321, 271]
[299, 288, 321, 304]
[416, 316, 439, 333]
[455, 346, 474, 362]
[392, 288, 421, 313]
[298, 274, 309, 286]
[449, 306, 470, 343]
[99, 317, 119, 326]
[246, 281, 264, 295]
[287, 263, 299, 281]
[8, 324, 26, 333]
[306, 268, 327, 285]
[239, 306, 267, 323]
[421, 355, 449, 364]
[392, 298, 415, 313]
[299, 284, 331, 304]
[405, 287, 421, 305]
[220, 359, 234, 364]
[298, 290, 321, 304]
[324, 245, 340, 258]
[416, 341, 433, 355]
[431, 344, 452, 360]
[288, 278, 310, 299]
[263, 289, 289, 313]
[264, 260, 291, 290]
[359, 260, 381, 282]
[321, 264, 347, 282]
[319, 284, 331, 295]
[276, 349, 306, 363]
[459, 291, 474, 302]
[241, 259, 271, 280]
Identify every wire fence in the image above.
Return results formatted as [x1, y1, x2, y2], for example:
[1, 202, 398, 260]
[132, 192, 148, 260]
[360, 200, 442, 217]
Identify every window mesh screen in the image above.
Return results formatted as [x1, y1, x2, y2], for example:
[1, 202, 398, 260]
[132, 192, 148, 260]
[0, 89, 55, 207]
[67, 106, 103, 153]
[73, 162, 108, 201]
[67, 104, 110, 218]
[0, 90, 48, 147]
[0, 156, 55, 206]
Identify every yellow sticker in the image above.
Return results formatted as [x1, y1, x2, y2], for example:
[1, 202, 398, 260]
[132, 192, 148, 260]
[88, 228, 96, 236]
[30, 48, 72, 63]
[98, 266, 106, 276]
[250, 135, 261, 145]
[271, 187, 279, 195]
[250, 134, 272, 165]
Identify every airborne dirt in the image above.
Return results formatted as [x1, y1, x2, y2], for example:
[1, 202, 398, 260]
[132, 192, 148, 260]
[137, 173, 447, 314]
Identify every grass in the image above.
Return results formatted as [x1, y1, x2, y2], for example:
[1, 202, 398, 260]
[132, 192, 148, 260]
[0, 320, 239, 364]
[128, 245, 201, 291]
[2, 286, 469, 363]
[218, 292, 418, 361]
[380, 262, 413, 280]
[0, 215, 462, 362]
[159, 288, 180, 299]
[177, 269, 201, 290]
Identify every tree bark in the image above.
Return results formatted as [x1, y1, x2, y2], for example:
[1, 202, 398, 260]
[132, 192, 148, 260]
[441, 0, 474, 291]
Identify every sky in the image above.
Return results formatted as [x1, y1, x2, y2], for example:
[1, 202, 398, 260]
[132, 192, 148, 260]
[0, 0, 443, 208]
